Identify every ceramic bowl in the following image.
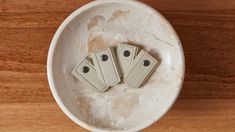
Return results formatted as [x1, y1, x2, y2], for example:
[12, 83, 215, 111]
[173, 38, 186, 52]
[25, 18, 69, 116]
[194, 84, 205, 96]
[47, 0, 185, 131]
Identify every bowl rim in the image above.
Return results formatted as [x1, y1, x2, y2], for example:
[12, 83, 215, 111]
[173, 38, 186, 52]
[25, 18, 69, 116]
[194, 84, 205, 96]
[47, 0, 185, 131]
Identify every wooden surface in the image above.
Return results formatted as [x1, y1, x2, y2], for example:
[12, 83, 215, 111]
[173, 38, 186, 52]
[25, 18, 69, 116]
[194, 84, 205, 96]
[0, 0, 235, 131]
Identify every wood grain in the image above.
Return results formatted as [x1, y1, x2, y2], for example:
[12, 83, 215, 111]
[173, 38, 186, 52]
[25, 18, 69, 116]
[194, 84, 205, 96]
[0, 0, 235, 131]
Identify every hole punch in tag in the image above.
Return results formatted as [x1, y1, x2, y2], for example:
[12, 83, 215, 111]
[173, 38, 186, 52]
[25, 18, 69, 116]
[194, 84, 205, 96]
[124, 50, 160, 88]
[91, 48, 121, 87]
[71, 57, 109, 92]
[116, 43, 140, 77]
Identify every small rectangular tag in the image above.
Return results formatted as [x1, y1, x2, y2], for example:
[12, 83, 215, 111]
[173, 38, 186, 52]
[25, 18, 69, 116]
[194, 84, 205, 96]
[91, 48, 121, 86]
[72, 57, 109, 92]
[124, 50, 160, 88]
[116, 43, 139, 77]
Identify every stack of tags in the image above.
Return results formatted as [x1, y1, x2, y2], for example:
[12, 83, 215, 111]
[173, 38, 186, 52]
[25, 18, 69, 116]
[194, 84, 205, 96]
[72, 43, 160, 93]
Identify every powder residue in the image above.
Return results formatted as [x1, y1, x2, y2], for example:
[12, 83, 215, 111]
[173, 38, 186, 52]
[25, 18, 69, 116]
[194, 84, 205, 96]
[76, 96, 93, 121]
[111, 94, 139, 118]
[88, 35, 110, 53]
[88, 15, 105, 30]
[109, 10, 130, 21]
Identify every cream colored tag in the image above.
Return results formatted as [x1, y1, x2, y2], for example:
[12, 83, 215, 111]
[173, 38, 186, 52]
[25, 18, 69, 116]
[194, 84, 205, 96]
[124, 50, 160, 88]
[116, 44, 139, 77]
[72, 57, 109, 92]
[92, 48, 121, 86]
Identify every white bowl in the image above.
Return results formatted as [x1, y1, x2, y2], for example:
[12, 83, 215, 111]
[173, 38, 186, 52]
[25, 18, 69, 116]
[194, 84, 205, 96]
[47, 0, 185, 131]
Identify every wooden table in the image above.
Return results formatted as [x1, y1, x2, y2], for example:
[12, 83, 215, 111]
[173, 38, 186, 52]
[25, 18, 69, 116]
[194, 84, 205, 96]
[0, 0, 235, 131]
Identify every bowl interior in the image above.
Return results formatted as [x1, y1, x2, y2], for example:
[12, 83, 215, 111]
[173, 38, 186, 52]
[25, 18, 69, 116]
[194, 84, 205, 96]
[48, 1, 184, 131]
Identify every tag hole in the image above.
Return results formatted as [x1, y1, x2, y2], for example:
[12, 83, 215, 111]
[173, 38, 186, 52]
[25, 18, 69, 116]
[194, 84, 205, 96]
[82, 66, 90, 73]
[143, 60, 150, 67]
[101, 54, 109, 61]
[123, 50, 131, 57]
